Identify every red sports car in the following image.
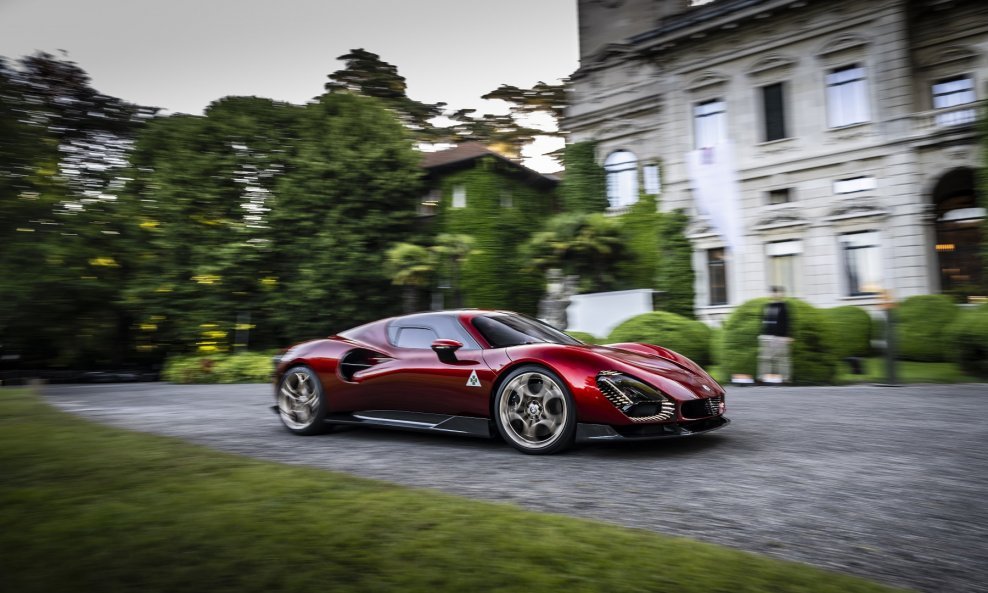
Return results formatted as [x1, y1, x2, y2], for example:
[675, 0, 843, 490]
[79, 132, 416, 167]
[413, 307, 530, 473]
[274, 310, 728, 454]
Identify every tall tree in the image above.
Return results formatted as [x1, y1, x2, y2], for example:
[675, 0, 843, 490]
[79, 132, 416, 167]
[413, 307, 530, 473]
[122, 96, 300, 355]
[325, 48, 445, 141]
[266, 92, 424, 340]
[0, 53, 153, 367]
[443, 109, 542, 161]
[482, 81, 567, 124]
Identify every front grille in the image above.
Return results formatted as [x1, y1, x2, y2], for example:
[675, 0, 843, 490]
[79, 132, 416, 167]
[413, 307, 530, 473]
[681, 396, 723, 419]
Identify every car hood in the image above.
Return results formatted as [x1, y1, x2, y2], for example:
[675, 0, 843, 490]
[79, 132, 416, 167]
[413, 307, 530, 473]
[589, 344, 724, 398]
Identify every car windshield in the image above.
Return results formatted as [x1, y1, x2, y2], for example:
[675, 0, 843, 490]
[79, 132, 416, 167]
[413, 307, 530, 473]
[472, 313, 582, 348]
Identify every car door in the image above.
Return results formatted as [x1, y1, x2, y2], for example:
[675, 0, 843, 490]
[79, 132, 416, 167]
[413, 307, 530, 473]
[351, 317, 494, 416]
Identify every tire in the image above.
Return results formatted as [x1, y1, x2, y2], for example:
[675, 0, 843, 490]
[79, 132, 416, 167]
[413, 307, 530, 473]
[276, 366, 328, 435]
[494, 365, 576, 455]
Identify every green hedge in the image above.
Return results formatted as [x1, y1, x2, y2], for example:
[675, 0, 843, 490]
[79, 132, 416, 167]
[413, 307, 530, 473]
[607, 311, 712, 366]
[823, 306, 872, 360]
[162, 352, 274, 384]
[721, 298, 837, 384]
[895, 295, 959, 362]
[947, 304, 988, 378]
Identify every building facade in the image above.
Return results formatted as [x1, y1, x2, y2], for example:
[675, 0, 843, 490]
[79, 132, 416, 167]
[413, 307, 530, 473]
[566, 0, 987, 323]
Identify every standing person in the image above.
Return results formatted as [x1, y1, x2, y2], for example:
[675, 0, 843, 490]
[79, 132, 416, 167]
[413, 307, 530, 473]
[759, 286, 792, 384]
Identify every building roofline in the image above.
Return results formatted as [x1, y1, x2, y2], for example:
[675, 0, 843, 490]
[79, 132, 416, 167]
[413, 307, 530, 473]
[421, 142, 559, 188]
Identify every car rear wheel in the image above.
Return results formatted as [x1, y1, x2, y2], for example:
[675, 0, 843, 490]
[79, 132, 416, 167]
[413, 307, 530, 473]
[277, 366, 327, 435]
[494, 365, 575, 454]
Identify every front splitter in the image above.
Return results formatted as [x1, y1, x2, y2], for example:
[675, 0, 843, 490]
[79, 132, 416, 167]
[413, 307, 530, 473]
[575, 416, 729, 442]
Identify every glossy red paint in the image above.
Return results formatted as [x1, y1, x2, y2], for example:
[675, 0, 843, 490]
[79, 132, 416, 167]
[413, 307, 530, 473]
[275, 310, 726, 429]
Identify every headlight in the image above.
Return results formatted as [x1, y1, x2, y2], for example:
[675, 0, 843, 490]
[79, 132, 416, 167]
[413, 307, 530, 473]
[596, 371, 675, 421]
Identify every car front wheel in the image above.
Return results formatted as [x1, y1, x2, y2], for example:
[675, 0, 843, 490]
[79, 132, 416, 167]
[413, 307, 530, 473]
[494, 365, 576, 455]
[277, 366, 327, 435]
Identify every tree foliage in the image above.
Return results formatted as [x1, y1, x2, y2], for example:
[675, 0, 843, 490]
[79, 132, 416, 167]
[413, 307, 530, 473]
[0, 53, 153, 367]
[122, 92, 424, 352]
[522, 212, 631, 293]
[443, 109, 543, 161]
[482, 81, 566, 122]
[325, 48, 445, 141]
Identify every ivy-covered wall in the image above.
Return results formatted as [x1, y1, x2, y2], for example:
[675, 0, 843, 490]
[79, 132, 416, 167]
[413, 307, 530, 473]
[656, 209, 696, 319]
[431, 157, 553, 314]
[560, 141, 608, 213]
[617, 193, 661, 290]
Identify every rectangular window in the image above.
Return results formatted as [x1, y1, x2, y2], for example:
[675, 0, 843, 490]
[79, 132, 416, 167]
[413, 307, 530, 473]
[840, 231, 882, 296]
[707, 248, 728, 306]
[766, 240, 802, 296]
[643, 164, 661, 195]
[932, 75, 976, 126]
[694, 99, 727, 149]
[500, 192, 513, 209]
[761, 82, 787, 141]
[834, 176, 876, 194]
[767, 188, 792, 205]
[826, 64, 870, 128]
[452, 185, 466, 208]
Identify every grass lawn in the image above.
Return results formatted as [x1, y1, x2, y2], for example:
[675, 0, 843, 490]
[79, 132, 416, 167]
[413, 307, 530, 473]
[836, 357, 980, 385]
[0, 389, 910, 593]
[707, 358, 978, 386]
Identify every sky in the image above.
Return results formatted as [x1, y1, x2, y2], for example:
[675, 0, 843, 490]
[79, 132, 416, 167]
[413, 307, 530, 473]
[0, 0, 580, 171]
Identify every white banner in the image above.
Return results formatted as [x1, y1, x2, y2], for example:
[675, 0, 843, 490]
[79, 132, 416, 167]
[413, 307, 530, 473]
[686, 141, 744, 254]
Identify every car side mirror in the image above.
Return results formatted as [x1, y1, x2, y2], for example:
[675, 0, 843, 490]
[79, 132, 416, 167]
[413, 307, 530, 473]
[431, 339, 463, 363]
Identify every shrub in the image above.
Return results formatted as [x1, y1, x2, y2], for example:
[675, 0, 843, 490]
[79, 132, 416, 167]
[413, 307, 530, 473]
[710, 326, 725, 367]
[721, 298, 838, 384]
[823, 306, 872, 360]
[565, 331, 600, 345]
[947, 304, 988, 378]
[895, 295, 959, 362]
[607, 311, 712, 366]
[162, 352, 273, 384]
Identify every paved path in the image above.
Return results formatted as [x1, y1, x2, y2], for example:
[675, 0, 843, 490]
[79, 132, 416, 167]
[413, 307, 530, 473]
[43, 382, 988, 593]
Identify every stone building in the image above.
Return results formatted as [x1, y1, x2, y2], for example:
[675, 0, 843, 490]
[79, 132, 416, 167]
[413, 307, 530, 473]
[565, 0, 987, 323]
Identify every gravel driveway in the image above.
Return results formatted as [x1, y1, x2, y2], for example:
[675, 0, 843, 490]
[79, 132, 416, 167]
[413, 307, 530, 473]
[43, 382, 988, 593]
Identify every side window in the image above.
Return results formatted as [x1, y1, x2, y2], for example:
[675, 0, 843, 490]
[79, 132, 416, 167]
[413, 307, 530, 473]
[394, 327, 439, 349]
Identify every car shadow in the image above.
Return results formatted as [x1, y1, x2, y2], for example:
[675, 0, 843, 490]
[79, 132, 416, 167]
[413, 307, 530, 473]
[570, 433, 730, 458]
[320, 423, 730, 458]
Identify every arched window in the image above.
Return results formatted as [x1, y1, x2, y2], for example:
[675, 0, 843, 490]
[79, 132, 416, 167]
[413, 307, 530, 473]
[932, 167, 984, 300]
[604, 150, 638, 208]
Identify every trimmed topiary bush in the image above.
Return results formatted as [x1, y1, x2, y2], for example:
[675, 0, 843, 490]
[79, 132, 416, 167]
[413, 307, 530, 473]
[565, 331, 600, 345]
[895, 295, 959, 362]
[710, 326, 725, 367]
[162, 352, 274, 384]
[721, 298, 838, 384]
[606, 311, 712, 365]
[947, 304, 988, 378]
[823, 306, 872, 360]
